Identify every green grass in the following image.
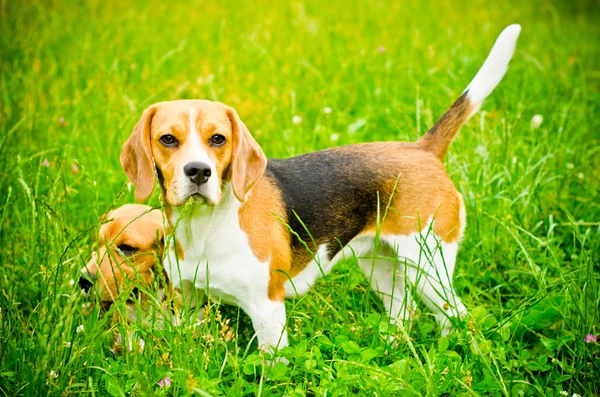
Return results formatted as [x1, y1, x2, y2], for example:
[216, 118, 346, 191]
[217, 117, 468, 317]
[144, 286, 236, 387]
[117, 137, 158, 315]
[1, 0, 599, 395]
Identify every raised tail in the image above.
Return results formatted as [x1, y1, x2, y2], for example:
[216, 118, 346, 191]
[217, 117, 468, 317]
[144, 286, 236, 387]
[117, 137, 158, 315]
[418, 24, 521, 158]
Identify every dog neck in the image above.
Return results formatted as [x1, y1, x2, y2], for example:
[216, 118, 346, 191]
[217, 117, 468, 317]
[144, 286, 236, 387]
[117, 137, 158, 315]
[166, 182, 237, 224]
[163, 183, 243, 262]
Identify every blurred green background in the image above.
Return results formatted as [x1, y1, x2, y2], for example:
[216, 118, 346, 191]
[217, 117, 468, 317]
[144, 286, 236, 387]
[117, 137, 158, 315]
[1, 0, 599, 395]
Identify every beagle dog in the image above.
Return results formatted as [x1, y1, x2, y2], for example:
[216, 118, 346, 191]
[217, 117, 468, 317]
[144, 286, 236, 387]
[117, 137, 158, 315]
[79, 204, 168, 321]
[120, 25, 520, 353]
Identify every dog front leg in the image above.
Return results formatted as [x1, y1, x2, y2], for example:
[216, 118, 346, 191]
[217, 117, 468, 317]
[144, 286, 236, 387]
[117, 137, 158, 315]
[243, 299, 289, 359]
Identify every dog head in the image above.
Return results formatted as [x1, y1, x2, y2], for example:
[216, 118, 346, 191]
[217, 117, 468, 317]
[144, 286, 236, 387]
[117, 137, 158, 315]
[79, 204, 164, 306]
[120, 100, 267, 207]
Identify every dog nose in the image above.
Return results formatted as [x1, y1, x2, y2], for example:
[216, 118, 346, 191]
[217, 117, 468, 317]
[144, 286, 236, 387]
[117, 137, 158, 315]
[78, 275, 94, 292]
[184, 162, 211, 185]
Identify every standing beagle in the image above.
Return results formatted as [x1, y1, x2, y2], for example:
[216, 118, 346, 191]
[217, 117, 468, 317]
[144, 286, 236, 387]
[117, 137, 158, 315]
[121, 25, 521, 353]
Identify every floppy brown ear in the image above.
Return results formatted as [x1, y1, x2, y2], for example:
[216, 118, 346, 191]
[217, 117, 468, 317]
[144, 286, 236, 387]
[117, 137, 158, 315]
[226, 106, 267, 202]
[120, 106, 158, 202]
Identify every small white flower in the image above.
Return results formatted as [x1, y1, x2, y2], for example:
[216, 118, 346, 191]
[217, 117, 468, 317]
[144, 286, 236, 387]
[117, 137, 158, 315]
[572, 393, 581, 397]
[566, 163, 574, 169]
[63, 341, 72, 348]
[46, 369, 58, 385]
[292, 115, 302, 125]
[577, 173, 584, 179]
[76, 324, 84, 334]
[559, 392, 567, 396]
[323, 106, 332, 114]
[330, 133, 339, 142]
[69, 279, 75, 286]
[530, 114, 543, 129]
[42, 159, 51, 167]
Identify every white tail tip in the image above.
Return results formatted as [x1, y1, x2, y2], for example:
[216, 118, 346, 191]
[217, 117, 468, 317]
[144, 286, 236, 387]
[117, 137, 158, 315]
[464, 24, 521, 110]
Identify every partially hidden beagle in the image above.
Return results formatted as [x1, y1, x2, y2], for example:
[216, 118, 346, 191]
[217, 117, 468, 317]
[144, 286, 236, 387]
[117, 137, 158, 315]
[120, 25, 521, 353]
[79, 204, 181, 323]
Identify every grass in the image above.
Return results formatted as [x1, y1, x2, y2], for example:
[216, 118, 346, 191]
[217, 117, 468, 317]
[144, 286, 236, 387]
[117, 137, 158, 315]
[1, 0, 599, 395]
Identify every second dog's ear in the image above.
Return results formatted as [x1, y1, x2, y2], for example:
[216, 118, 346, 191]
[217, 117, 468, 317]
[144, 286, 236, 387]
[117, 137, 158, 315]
[225, 106, 267, 202]
[121, 106, 158, 202]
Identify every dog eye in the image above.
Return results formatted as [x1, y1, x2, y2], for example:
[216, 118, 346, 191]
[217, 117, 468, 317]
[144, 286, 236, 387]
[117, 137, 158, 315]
[210, 134, 226, 147]
[159, 134, 179, 147]
[117, 244, 138, 256]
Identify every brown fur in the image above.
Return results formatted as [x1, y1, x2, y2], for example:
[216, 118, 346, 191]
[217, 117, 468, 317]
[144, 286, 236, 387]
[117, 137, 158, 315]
[226, 107, 268, 202]
[358, 143, 463, 243]
[238, 178, 291, 301]
[120, 100, 265, 206]
[418, 93, 473, 159]
[81, 204, 164, 303]
[121, 108, 158, 202]
[269, 142, 464, 277]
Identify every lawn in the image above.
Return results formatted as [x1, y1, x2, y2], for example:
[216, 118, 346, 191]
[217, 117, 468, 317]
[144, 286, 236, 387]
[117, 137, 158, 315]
[1, 0, 599, 395]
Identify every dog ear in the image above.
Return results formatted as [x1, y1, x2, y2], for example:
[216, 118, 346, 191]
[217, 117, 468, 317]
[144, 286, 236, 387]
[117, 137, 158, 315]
[149, 209, 165, 255]
[120, 106, 158, 202]
[226, 106, 267, 202]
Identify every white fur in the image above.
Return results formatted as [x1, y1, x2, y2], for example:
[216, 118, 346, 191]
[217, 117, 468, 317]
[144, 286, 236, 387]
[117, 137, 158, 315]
[284, 220, 467, 335]
[165, 186, 288, 351]
[383, 231, 466, 335]
[284, 236, 373, 297]
[464, 24, 521, 116]
[187, 108, 212, 167]
[166, 189, 467, 347]
[170, 108, 221, 205]
[357, 244, 416, 325]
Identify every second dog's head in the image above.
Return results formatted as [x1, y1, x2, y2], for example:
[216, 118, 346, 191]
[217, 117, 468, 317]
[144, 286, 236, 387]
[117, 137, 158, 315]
[79, 204, 164, 306]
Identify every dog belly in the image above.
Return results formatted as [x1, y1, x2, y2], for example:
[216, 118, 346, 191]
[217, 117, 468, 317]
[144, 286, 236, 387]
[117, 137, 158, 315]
[284, 236, 376, 298]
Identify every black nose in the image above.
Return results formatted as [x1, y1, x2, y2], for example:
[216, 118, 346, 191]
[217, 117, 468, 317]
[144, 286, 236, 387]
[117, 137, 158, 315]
[184, 162, 211, 185]
[78, 275, 94, 292]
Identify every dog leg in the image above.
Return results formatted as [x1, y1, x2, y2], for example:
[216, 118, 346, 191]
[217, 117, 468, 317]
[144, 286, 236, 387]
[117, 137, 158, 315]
[384, 232, 467, 335]
[243, 299, 289, 358]
[358, 255, 417, 329]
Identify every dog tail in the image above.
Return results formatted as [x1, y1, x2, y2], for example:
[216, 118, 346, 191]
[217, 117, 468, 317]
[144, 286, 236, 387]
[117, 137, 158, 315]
[418, 24, 521, 159]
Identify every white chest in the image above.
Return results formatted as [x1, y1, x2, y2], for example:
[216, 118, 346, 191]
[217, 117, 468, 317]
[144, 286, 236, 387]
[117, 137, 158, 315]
[164, 198, 271, 307]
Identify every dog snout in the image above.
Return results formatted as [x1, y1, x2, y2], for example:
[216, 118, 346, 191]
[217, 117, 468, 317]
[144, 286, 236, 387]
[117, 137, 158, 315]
[184, 162, 211, 185]
[78, 274, 94, 292]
